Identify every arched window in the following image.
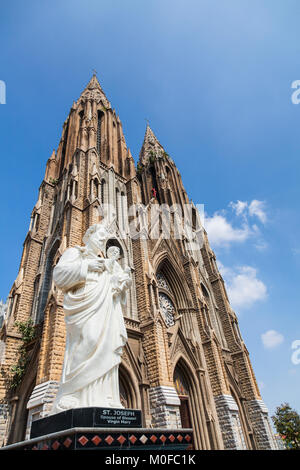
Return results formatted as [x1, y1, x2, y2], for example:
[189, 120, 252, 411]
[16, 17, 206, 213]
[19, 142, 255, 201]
[31, 275, 41, 324]
[8, 292, 20, 323]
[156, 271, 176, 327]
[60, 121, 69, 175]
[97, 111, 103, 155]
[36, 241, 59, 323]
[159, 292, 175, 327]
[118, 366, 137, 410]
[119, 376, 129, 408]
[115, 188, 120, 224]
[93, 178, 99, 199]
[100, 179, 106, 204]
[51, 193, 60, 234]
[201, 283, 226, 347]
[120, 191, 126, 230]
[79, 110, 84, 128]
[33, 212, 40, 232]
[192, 208, 197, 231]
[70, 179, 78, 200]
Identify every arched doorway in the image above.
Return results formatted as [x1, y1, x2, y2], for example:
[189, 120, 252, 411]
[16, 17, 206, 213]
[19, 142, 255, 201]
[174, 365, 192, 429]
[118, 364, 138, 410]
[119, 374, 131, 409]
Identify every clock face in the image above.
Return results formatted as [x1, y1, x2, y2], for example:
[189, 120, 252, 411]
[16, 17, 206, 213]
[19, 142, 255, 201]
[159, 292, 175, 327]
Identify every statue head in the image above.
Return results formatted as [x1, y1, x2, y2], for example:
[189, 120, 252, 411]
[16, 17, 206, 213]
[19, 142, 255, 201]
[83, 223, 109, 253]
[106, 245, 121, 261]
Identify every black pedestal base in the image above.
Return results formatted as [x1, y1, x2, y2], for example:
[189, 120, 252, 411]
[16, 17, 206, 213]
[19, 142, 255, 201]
[30, 407, 142, 439]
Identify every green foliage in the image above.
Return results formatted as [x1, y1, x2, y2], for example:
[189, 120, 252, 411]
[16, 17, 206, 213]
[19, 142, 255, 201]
[9, 320, 36, 391]
[272, 403, 300, 450]
[49, 177, 59, 185]
[15, 319, 35, 344]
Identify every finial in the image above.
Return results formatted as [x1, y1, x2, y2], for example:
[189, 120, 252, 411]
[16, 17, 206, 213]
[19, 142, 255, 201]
[92, 68, 97, 76]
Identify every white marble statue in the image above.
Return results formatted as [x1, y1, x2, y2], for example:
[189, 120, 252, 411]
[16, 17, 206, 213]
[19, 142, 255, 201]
[50, 222, 131, 414]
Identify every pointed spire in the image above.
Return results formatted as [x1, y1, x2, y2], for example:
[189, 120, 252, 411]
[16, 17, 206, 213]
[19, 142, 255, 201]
[78, 73, 111, 109]
[85, 73, 102, 91]
[139, 124, 166, 165]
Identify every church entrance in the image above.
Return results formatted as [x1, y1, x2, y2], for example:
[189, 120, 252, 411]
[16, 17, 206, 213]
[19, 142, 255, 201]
[179, 396, 192, 429]
[174, 366, 192, 429]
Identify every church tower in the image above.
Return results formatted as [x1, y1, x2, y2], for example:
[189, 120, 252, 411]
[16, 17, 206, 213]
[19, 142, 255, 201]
[0, 76, 276, 450]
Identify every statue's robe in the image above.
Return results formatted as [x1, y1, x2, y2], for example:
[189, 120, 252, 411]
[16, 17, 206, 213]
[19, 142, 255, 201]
[51, 247, 128, 413]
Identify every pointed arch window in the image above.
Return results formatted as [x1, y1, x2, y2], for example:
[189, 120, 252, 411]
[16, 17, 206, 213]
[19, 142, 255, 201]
[120, 191, 126, 230]
[31, 275, 41, 323]
[115, 188, 120, 224]
[36, 242, 59, 323]
[97, 111, 103, 155]
[156, 271, 176, 327]
[50, 194, 57, 233]
[157, 272, 172, 293]
[201, 283, 226, 347]
[33, 212, 40, 232]
[158, 292, 175, 327]
[60, 121, 69, 174]
[92, 178, 100, 199]
[70, 179, 78, 200]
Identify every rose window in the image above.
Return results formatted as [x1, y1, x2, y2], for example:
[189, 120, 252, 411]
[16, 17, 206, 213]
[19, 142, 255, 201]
[159, 292, 175, 327]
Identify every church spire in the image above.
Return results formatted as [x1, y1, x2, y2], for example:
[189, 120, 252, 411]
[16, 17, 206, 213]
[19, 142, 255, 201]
[139, 124, 166, 165]
[77, 73, 111, 109]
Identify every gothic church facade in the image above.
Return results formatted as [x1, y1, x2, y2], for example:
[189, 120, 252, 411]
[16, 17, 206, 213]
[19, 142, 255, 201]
[0, 76, 276, 449]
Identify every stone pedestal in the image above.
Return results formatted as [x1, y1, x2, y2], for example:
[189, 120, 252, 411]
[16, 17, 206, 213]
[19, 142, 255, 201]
[30, 407, 142, 438]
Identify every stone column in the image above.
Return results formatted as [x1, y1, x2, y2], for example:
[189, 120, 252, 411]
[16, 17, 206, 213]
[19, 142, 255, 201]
[214, 394, 247, 450]
[0, 403, 11, 447]
[245, 399, 277, 450]
[148, 386, 182, 429]
[25, 381, 59, 440]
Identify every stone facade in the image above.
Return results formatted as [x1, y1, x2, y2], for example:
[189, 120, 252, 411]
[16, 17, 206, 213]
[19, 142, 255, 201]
[0, 75, 276, 450]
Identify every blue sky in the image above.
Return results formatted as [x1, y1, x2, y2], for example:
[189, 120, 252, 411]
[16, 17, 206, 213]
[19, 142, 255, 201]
[0, 0, 299, 418]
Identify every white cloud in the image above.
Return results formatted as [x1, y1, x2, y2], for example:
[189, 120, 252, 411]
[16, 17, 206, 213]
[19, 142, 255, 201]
[204, 199, 267, 249]
[205, 214, 251, 247]
[229, 199, 267, 224]
[261, 330, 284, 349]
[229, 200, 248, 217]
[248, 200, 267, 224]
[219, 264, 267, 310]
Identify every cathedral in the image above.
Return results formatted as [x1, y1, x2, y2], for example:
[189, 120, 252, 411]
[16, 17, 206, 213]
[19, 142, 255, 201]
[0, 75, 277, 450]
